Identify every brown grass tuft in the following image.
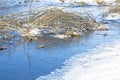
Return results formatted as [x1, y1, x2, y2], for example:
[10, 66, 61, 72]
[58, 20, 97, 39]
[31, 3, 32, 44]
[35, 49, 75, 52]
[108, 5, 120, 14]
[96, 0, 107, 6]
[0, 7, 99, 37]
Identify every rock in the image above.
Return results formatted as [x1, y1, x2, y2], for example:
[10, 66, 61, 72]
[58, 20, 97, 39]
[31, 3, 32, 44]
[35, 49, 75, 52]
[65, 31, 72, 36]
[66, 31, 81, 38]
[27, 37, 33, 42]
[37, 45, 46, 48]
[71, 32, 79, 37]
[97, 25, 108, 31]
[0, 47, 6, 51]
[103, 33, 107, 36]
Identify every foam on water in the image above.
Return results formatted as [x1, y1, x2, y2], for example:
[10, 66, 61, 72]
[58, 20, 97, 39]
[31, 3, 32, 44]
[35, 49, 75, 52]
[36, 41, 120, 80]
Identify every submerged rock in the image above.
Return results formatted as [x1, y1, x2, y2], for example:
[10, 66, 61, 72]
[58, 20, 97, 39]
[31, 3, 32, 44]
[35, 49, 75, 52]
[0, 47, 6, 51]
[103, 33, 107, 36]
[37, 45, 46, 48]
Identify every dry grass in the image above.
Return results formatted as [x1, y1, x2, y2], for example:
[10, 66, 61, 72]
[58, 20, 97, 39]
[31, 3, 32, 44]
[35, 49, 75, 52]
[106, 0, 120, 17]
[59, 0, 64, 2]
[0, 21, 14, 40]
[33, 7, 97, 27]
[0, 7, 99, 37]
[108, 5, 120, 14]
[32, 7, 98, 35]
[115, 0, 120, 3]
[96, 0, 107, 6]
[74, 1, 88, 6]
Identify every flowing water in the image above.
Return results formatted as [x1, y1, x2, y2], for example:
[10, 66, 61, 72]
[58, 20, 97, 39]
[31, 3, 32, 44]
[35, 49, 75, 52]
[0, 6, 120, 80]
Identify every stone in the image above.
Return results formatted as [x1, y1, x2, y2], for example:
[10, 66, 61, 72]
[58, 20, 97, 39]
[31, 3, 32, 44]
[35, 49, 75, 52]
[97, 25, 108, 31]
[0, 47, 6, 51]
[38, 45, 46, 48]
[72, 32, 79, 37]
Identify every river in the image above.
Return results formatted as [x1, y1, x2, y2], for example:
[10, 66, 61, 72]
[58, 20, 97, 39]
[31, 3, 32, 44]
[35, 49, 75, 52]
[0, 5, 120, 80]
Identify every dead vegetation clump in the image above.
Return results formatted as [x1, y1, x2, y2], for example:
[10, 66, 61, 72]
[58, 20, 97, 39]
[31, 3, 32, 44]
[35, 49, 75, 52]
[108, 5, 120, 14]
[74, 1, 88, 6]
[96, 0, 107, 6]
[0, 21, 15, 40]
[0, 7, 99, 37]
[59, 0, 64, 2]
[32, 7, 98, 36]
[115, 0, 120, 3]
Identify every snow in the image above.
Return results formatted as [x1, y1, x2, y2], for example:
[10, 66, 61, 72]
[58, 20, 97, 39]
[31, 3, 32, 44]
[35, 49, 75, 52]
[105, 13, 120, 21]
[36, 0, 117, 5]
[29, 28, 40, 35]
[0, 0, 25, 7]
[52, 35, 70, 39]
[0, 0, 118, 8]
[36, 40, 120, 80]
[64, 0, 116, 4]
[65, 0, 97, 5]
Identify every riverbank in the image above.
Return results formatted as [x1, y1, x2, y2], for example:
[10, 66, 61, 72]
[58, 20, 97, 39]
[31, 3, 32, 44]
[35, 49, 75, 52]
[37, 40, 120, 80]
[0, 1, 120, 80]
[0, 6, 100, 41]
[0, 20, 120, 80]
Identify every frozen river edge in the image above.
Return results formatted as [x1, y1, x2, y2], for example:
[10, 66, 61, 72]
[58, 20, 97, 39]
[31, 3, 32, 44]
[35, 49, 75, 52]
[36, 40, 120, 80]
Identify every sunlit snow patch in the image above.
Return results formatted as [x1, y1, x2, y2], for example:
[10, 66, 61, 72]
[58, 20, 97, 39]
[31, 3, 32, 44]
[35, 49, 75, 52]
[105, 13, 120, 21]
[52, 35, 71, 39]
[64, 0, 116, 5]
[29, 28, 40, 36]
[36, 41, 120, 80]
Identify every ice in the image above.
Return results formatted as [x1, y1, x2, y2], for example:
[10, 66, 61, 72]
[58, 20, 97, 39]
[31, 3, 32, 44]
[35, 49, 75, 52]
[36, 41, 120, 80]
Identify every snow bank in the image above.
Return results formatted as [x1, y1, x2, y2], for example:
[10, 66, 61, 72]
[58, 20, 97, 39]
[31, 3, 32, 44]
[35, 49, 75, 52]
[105, 13, 120, 22]
[36, 40, 120, 80]
[37, 0, 61, 3]
[0, 0, 118, 7]
[63, 0, 116, 5]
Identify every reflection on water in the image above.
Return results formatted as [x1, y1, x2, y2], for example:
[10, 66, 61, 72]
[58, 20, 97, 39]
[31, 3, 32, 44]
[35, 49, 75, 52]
[0, 21, 120, 80]
[0, 25, 120, 80]
[0, 31, 95, 80]
[0, 5, 120, 80]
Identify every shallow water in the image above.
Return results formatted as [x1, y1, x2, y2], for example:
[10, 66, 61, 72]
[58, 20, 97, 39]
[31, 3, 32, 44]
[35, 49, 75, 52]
[0, 6, 120, 80]
[0, 22, 120, 80]
[36, 38, 120, 80]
